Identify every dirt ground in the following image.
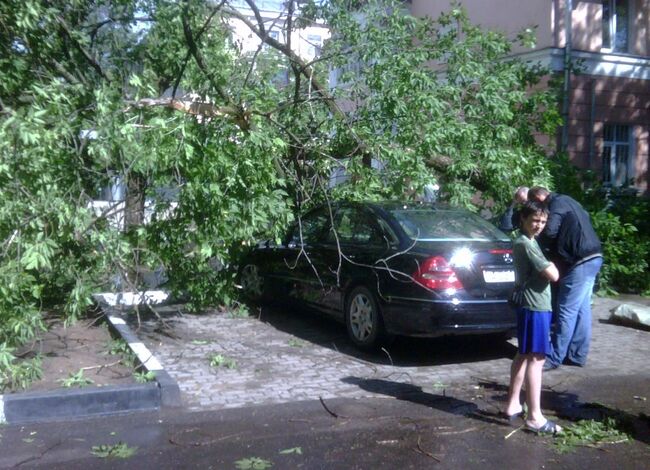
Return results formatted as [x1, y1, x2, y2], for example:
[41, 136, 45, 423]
[9, 315, 136, 394]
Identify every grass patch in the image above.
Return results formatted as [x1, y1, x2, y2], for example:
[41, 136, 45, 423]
[57, 369, 94, 388]
[91, 442, 138, 459]
[133, 370, 156, 383]
[228, 303, 251, 318]
[209, 353, 237, 369]
[287, 338, 305, 348]
[554, 418, 630, 453]
[0, 355, 43, 392]
[105, 338, 131, 357]
[234, 457, 273, 469]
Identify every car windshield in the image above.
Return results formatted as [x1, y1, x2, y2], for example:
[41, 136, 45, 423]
[390, 209, 509, 241]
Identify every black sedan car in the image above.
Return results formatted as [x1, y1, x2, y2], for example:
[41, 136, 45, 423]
[239, 201, 516, 349]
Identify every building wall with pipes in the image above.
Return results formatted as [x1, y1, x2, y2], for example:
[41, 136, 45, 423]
[409, 0, 650, 195]
[567, 75, 649, 192]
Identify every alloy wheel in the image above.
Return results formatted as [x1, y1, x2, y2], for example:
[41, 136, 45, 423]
[348, 291, 375, 342]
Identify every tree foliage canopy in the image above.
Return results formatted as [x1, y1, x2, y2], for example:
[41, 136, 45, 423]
[0, 0, 560, 388]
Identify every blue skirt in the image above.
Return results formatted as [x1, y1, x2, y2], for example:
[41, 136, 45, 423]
[516, 308, 552, 355]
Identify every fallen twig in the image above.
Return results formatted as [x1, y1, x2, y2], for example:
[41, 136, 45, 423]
[319, 396, 348, 419]
[434, 426, 478, 436]
[169, 430, 245, 447]
[414, 435, 441, 462]
[381, 347, 394, 366]
[504, 425, 524, 440]
[80, 359, 123, 372]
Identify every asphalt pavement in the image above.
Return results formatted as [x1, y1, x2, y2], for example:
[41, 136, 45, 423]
[0, 389, 648, 469]
[0, 295, 648, 468]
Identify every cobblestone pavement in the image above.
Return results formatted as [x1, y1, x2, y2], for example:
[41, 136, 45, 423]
[124, 297, 650, 411]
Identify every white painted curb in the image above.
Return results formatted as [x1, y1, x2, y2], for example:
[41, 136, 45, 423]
[93, 290, 181, 407]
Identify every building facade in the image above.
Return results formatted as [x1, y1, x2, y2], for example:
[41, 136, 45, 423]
[411, 0, 650, 195]
[228, 0, 329, 62]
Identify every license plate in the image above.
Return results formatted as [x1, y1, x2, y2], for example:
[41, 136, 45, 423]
[483, 270, 515, 283]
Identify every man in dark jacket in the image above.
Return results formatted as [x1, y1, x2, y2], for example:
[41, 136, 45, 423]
[528, 187, 603, 370]
[498, 186, 528, 233]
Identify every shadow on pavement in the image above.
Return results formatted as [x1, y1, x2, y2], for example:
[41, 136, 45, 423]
[478, 379, 650, 446]
[598, 317, 650, 332]
[343, 376, 650, 446]
[340, 377, 504, 426]
[259, 304, 518, 367]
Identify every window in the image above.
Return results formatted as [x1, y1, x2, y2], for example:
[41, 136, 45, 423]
[263, 30, 280, 50]
[289, 209, 329, 246]
[230, 0, 284, 12]
[327, 207, 383, 246]
[306, 34, 322, 57]
[603, 124, 632, 186]
[390, 210, 510, 242]
[602, 0, 629, 52]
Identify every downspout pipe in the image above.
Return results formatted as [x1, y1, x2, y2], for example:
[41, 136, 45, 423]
[561, 0, 573, 153]
[588, 79, 596, 170]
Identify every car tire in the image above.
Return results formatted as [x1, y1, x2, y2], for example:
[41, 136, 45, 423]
[239, 263, 266, 303]
[345, 286, 385, 350]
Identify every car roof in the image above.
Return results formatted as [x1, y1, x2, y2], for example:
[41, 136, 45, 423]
[361, 201, 460, 212]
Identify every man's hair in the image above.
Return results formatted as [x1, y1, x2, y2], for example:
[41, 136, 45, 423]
[514, 186, 529, 204]
[516, 186, 529, 196]
[519, 200, 549, 220]
[528, 186, 550, 201]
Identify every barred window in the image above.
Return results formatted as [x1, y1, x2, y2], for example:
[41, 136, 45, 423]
[602, 124, 632, 187]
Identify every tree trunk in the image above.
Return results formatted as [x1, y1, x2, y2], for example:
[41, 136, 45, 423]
[125, 173, 146, 229]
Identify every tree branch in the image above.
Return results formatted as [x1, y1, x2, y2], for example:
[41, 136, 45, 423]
[222, 6, 342, 119]
[181, 2, 230, 104]
[55, 15, 111, 82]
[127, 97, 237, 119]
[173, 2, 225, 99]
[181, 1, 253, 129]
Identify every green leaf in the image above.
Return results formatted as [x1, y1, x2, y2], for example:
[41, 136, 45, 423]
[91, 442, 138, 459]
[234, 457, 273, 470]
[279, 447, 302, 455]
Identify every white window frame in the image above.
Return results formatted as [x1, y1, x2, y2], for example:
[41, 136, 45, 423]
[601, 0, 630, 53]
[306, 33, 322, 57]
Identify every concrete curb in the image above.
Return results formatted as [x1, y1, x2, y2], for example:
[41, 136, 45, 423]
[95, 291, 182, 409]
[0, 291, 181, 425]
[0, 383, 160, 424]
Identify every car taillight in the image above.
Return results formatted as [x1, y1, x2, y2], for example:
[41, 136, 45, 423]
[414, 256, 463, 290]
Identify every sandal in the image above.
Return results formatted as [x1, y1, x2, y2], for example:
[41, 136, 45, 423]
[501, 411, 524, 424]
[525, 420, 561, 436]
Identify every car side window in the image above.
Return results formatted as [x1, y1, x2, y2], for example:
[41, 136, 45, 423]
[376, 217, 399, 247]
[288, 209, 329, 246]
[327, 207, 383, 246]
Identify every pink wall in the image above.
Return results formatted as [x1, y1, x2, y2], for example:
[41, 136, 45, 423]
[568, 0, 650, 54]
[412, 0, 650, 56]
[409, 0, 555, 52]
[566, 75, 650, 194]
